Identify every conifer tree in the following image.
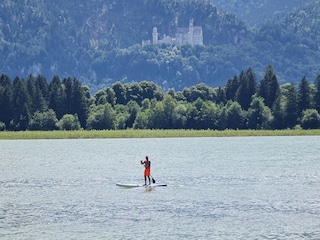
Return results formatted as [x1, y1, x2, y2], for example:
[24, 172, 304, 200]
[27, 75, 48, 113]
[216, 87, 226, 104]
[26, 75, 37, 113]
[63, 77, 74, 114]
[297, 76, 311, 115]
[235, 68, 257, 110]
[48, 76, 66, 119]
[225, 75, 240, 101]
[258, 65, 280, 109]
[0, 74, 13, 128]
[283, 84, 298, 128]
[35, 75, 49, 103]
[11, 77, 31, 130]
[72, 78, 88, 128]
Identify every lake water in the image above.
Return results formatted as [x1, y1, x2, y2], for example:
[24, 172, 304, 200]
[0, 136, 319, 239]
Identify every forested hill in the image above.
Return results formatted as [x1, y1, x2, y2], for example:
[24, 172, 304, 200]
[212, 0, 312, 28]
[0, 0, 251, 91]
[0, 0, 320, 92]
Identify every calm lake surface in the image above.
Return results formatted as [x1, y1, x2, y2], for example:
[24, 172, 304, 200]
[0, 136, 319, 239]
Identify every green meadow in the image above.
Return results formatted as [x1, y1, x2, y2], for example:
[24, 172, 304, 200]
[1, 129, 320, 139]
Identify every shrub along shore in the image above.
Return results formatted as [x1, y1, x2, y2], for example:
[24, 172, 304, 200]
[0, 129, 320, 139]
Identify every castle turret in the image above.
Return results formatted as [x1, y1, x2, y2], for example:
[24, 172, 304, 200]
[189, 19, 194, 46]
[152, 27, 158, 45]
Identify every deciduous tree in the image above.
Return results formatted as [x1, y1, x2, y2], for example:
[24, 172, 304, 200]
[300, 109, 320, 129]
[247, 95, 273, 129]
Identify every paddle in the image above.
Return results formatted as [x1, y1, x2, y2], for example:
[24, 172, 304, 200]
[150, 175, 156, 184]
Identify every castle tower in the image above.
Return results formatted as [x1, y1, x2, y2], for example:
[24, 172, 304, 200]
[188, 19, 194, 46]
[152, 27, 158, 45]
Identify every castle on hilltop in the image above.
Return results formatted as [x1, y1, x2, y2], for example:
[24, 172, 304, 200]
[142, 19, 203, 47]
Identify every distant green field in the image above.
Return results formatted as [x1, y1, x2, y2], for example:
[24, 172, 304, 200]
[0, 129, 320, 139]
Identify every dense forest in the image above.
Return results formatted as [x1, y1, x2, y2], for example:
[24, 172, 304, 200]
[212, 0, 311, 27]
[0, 0, 320, 92]
[1, 65, 320, 131]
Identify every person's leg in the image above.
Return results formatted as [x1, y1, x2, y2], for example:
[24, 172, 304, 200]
[146, 168, 151, 184]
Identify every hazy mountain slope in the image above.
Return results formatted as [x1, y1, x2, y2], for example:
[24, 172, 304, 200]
[0, 0, 319, 93]
[0, 0, 252, 88]
[212, 0, 313, 28]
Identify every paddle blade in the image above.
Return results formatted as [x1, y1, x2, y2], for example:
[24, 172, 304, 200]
[152, 178, 156, 183]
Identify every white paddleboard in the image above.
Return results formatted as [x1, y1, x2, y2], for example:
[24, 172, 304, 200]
[116, 183, 167, 188]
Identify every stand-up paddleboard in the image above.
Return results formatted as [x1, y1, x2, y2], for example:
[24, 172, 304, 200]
[116, 183, 167, 188]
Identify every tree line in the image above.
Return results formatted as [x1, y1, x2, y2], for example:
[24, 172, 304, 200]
[1, 65, 320, 131]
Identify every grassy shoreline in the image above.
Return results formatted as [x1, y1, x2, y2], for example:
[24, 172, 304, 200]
[1, 129, 320, 139]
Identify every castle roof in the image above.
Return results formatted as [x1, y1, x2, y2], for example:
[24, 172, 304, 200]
[177, 26, 202, 34]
